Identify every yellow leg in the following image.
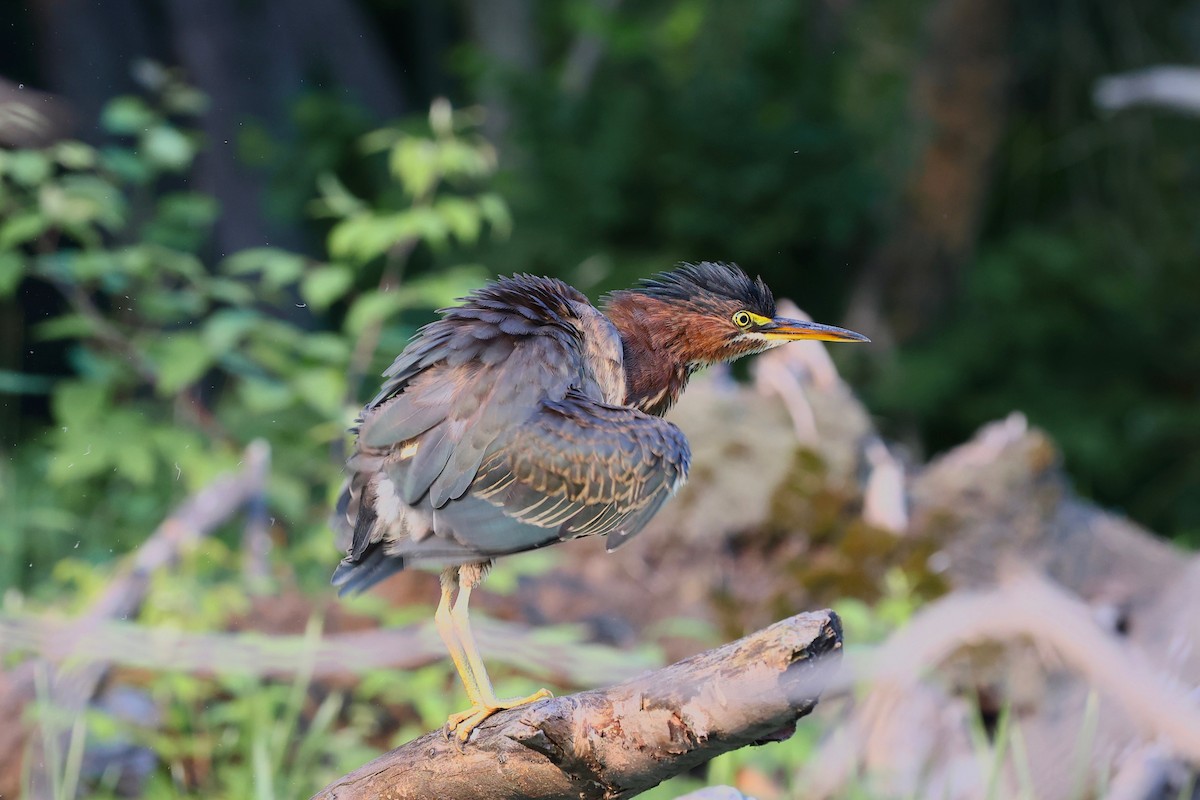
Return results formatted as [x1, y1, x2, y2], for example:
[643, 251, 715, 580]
[433, 571, 482, 705]
[442, 576, 551, 742]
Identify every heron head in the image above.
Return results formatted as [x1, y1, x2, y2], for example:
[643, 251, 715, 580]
[608, 262, 869, 366]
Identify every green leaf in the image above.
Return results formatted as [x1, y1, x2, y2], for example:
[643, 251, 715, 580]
[238, 378, 294, 413]
[327, 216, 391, 263]
[344, 290, 405, 336]
[141, 125, 194, 171]
[46, 251, 119, 282]
[437, 139, 494, 179]
[39, 177, 125, 230]
[152, 247, 207, 280]
[359, 127, 401, 153]
[298, 333, 351, 364]
[53, 175, 126, 230]
[0, 253, 25, 297]
[114, 245, 154, 278]
[300, 264, 354, 310]
[477, 193, 512, 238]
[8, 151, 52, 186]
[435, 197, 482, 244]
[150, 427, 211, 484]
[389, 138, 438, 197]
[52, 380, 108, 428]
[57, 221, 102, 249]
[150, 333, 213, 394]
[314, 172, 366, 218]
[112, 433, 156, 485]
[101, 96, 156, 135]
[159, 192, 219, 227]
[205, 277, 256, 305]
[0, 211, 48, 249]
[46, 444, 109, 484]
[398, 207, 448, 247]
[292, 368, 346, 417]
[49, 406, 158, 486]
[52, 141, 97, 171]
[203, 309, 260, 355]
[327, 212, 434, 264]
[99, 147, 152, 184]
[162, 84, 210, 116]
[34, 314, 95, 341]
[221, 248, 306, 291]
[144, 192, 219, 251]
[133, 286, 207, 323]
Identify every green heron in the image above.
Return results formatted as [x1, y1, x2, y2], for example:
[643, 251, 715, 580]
[332, 262, 868, 740]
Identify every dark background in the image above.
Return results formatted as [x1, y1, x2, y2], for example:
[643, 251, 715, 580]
[2, 0, 1199, 543]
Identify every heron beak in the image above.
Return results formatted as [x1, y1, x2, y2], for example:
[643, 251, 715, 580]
[760, 317, 871, 343]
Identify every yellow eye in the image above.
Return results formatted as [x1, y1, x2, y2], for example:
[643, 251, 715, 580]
[732, 311, 752, 329]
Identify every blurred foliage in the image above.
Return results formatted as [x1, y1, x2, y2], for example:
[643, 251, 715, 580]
[472, 0, 888, 308]
[0, 72, 508, 594]
[2, 76, 522, 797]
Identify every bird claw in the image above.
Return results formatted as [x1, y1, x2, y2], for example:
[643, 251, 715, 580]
[444, 688, 554, 744]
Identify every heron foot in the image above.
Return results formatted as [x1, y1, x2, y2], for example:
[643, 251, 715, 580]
[445, 688, 553, 743]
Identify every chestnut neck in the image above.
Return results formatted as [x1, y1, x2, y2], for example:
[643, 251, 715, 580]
[604, 292, 704, 417]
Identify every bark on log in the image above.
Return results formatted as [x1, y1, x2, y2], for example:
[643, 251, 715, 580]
[312, 610, 842, 800]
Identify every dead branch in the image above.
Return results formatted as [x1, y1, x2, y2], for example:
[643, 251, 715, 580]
[847, 572, 1200, 759]
[1094, 66, 1200, 116]
[0, 613, 656, 687]
[0, 78, 74, 147]
[312, 610, 842, 800]
[241, 436, 274, 586]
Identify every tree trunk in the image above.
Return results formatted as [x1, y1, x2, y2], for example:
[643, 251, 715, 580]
[845, 0, 1011, 345]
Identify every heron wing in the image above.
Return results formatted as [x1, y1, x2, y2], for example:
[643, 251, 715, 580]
[456, 390, 691, 553]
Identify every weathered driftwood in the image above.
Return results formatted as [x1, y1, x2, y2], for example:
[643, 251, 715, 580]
[312, 610, 842, 800]
[802, 572, 1200, 800]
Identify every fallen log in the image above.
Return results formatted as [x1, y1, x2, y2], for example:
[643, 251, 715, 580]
[312, 610, 841, 800]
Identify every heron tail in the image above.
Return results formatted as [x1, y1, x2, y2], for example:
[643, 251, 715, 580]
[330, 543, 405, 596]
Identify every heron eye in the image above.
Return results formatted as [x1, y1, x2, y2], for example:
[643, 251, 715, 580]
[732, 311, 752, 329]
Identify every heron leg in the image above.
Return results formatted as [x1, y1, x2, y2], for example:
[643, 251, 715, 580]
[434, 568, 482, 705]
[443, 564, 552, 742]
